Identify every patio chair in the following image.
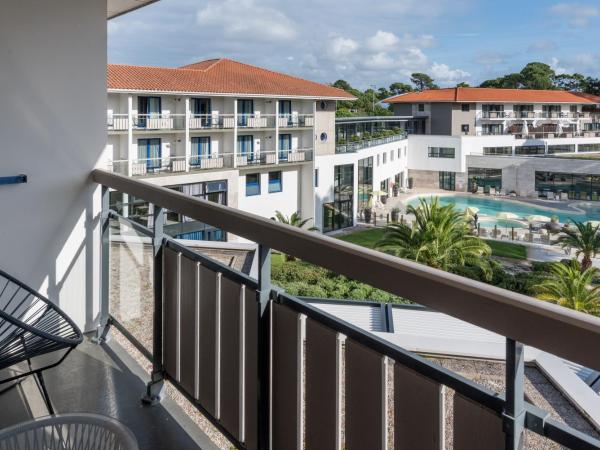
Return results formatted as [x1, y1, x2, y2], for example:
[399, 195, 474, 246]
[0, 270, 83, 414]
[0, 413, 138, 450]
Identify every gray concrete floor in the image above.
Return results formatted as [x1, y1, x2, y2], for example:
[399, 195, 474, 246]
[0, 337, 220, 450]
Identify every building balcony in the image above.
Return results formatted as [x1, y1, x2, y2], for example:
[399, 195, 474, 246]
[278, 113, 314, 128]
[189, 113, 236, 130]
[481, 111, 600, 120]
[107, 148, 313, 176]
[61, 169, 600, 450]
[478, 130, 600, 139]
[336, 132, 407, 153]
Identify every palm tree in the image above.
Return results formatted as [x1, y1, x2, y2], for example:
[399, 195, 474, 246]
[557, 221, 600, 271]
[271, 211, 317, 261]
[376, 197, 493, 279]
[533, 260, 600, 314]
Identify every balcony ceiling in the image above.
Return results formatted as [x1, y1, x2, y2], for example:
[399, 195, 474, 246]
[107, 0, 160, 19]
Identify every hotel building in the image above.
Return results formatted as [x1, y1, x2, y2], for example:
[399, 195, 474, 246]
[386, 87, 600, 197]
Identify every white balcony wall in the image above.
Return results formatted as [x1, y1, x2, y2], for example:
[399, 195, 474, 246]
[0, 0, 106, 332]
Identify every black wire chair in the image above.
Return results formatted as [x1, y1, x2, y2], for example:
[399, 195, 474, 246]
[0, 269, 83, 414]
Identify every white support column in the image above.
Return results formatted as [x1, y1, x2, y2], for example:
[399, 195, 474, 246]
[275, 99, 279, 164]
[127, 94, 134, 177]
[185, 97, 191, 172]
[233, 98, 238, 168]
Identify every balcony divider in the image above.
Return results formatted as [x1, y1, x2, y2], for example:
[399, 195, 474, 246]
[96, 169, 600, 450]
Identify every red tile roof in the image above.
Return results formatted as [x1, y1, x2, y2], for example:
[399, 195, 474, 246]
[108, 58, 355, 99]
[384, 87, 600, 104]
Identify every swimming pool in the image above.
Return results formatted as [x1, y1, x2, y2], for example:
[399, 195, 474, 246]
[406, 194, 600, 224]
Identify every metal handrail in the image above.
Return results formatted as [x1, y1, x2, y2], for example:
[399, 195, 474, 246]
[93, 169, 600, 371]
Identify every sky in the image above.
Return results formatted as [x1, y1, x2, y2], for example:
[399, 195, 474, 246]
[108, 0, 600, 90]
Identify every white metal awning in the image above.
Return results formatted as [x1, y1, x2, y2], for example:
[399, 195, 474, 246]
[107, 0, 159, 19]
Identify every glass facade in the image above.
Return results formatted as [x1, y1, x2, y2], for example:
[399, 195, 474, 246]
[548, 144, 575, 154]
[515, 145, 545, 156]
[535, 172, 600, 200]
[323, 164, 354, 232]
[468, 168, 502, 192]
[483, 146, 512, 156]
[579, 143, 600, 153]
[357, 157, 373, 214]
[439, 171, 456, 191]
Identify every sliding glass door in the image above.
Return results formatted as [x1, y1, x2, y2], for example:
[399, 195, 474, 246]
[278, 133, 291, 160]
[191, 137, 211, 166]
[138, 138, 161, 170]
[237, 135, 254, 161]
[138, 96, 161, 128]
[237, 99, 253, 126]
[192, 98, 211, 127]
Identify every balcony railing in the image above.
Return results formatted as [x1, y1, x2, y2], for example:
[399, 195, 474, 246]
[107, 113, 129, 131]
[94, 169, 600, 450]
[278, 148, 313, 163]
[478, 130, 600, 139]
[278, 113, 314, 128]
[133, 114, 186, 131]
[189, 114, 235, 130]
[481, 111, 600, 120]
[336, 133, 407, 153]
[237, 114, 276, 129]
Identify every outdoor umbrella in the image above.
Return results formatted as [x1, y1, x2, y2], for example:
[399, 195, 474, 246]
[527, 215, 552, 223]
[496, 212, 519, 220]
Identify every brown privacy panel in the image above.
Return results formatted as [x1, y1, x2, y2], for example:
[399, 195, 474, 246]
[243, 288, 259, 450]
[453, 393, 505, 450]
[394, 364, 443, 450]
[179, 256, 199, 396]
[197, 264, 220, 417]
[163, 247, 180, 381]
[272, 303, 301, 450]
[345, 339, 385, 450]
[305, 319, 338, 450]
[219, 277, 243, 440]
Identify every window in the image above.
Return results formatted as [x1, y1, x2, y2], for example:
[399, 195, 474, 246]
[482, 124, 503, 135]
[390, 150, 394, 161]
[383, 152, 387, 164]
[548, 144, 575, 154]
[238, 135, 254, 161]
[137, 96, 161, 128]
[323, 164, 354, 232]
[468, 168, 502, 191]
[377, 154, 380, 166]
[279, 100, 292, 115]
[461, 103, 470, 112]
[397, 148, 401, 158]
[417, 103, 425, 112]
[320, 132, 328, 142]
[268, 171, 282, 193]
[515, 145, 545, 156]
[428, 147, 455, 158]
[191, 98, 212, 127]
[358, 157, 373, 213]
[535, 171, 600, 199]
[579, 143, 600, 153]
[314, 168, 319, 187]
[461, 124, 469, 134]
[137, 138, 161, 169]
[246, 173, 260, 196]
[483, 146, 512, 156]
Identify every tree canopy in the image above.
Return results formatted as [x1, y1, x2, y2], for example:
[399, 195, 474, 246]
[479, 61, 600, 94]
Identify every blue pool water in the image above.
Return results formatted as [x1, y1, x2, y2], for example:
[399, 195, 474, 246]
[407, 194, 600, 224]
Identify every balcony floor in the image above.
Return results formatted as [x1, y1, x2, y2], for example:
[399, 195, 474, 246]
[0, 336, 221, 450]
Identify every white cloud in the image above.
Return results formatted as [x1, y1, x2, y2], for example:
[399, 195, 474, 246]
[473, 51, 507, 66]
[550, 57, 568, 75]
[550, 3, 600, 27]
[197, 0, 297, 41]
[327, 36, 359, 59]
[430, 62, 470, 83]
[366, 31, 400, 51]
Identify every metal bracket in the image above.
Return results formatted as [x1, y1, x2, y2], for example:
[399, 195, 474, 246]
[141, 371, 165, 406]
[0, 174, 27, 185]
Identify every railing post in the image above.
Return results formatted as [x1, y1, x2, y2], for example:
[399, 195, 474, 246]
[142, 204, 165, 405]
[504, 338, 525, 450]
[257, 244, 272, 450]
[94, 185, 111, 344]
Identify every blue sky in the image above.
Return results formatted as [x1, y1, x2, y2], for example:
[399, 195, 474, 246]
[108, 0, 600, 89]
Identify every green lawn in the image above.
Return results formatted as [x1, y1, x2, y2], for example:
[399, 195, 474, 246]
[337, 228, 386, 249]
[484, 240, 528, 260]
